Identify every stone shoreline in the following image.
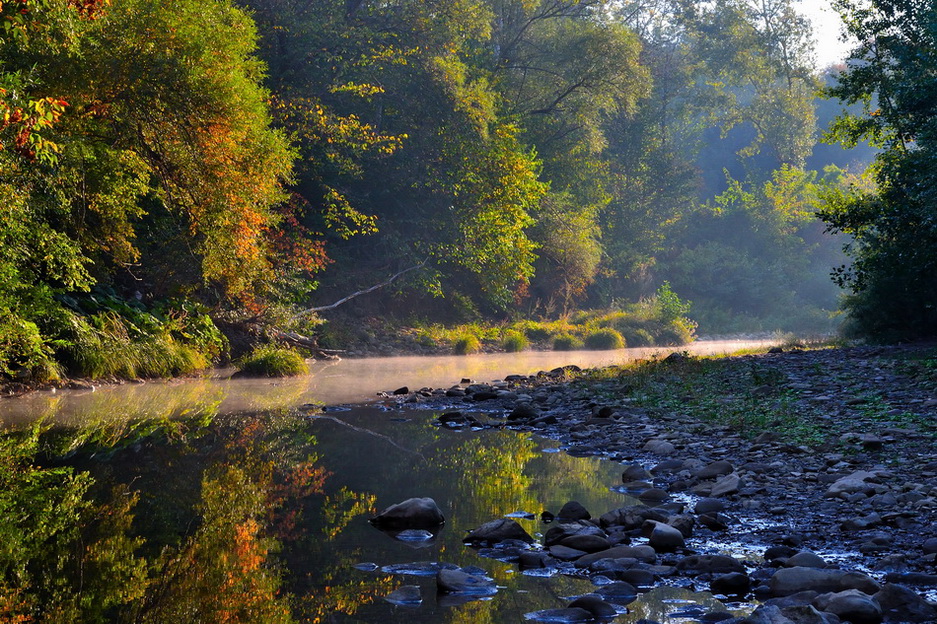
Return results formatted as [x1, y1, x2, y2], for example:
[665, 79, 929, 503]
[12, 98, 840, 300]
[388, 345, 937, 623]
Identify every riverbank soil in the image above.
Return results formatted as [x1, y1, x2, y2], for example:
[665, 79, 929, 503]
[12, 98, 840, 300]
[414, 344, 937, 622]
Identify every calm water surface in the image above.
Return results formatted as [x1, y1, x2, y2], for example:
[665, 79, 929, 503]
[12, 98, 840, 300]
[1, 342, 773, 622]
[0, 340, 773, 426]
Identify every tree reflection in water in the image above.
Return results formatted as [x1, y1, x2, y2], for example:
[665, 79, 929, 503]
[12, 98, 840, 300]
[0, 405, 745, 623]
[0, 408, 380, 624]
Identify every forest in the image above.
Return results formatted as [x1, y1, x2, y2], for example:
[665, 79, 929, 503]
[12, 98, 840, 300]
[1, 0, 934, 381]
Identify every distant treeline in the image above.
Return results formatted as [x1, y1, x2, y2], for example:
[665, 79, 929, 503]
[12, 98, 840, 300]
[1, 0, 932, 380]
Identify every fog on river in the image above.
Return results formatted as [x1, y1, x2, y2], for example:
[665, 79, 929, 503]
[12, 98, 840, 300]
[0, 340, 775, 426]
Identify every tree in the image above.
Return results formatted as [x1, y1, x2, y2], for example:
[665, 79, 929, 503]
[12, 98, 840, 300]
[819, 0, 937, 339]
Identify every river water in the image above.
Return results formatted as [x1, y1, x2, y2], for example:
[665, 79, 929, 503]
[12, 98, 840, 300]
[0, 341, 775, 622]
[0, 340, 771, 426]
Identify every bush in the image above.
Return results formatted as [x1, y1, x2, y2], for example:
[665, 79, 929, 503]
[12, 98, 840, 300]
[502, 330, 528, 353]
[237, 344, 308, 377]
[619, 326, 655, 347]
[452, 334, 481, 355]
[584, 328, 625, 350]
[552, 334, 583, 351]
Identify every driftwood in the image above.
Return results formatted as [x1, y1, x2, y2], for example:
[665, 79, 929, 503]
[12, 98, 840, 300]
[274, 331, 344, 360]
[291, 259, 428, 318]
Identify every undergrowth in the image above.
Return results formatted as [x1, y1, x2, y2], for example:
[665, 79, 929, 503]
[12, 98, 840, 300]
[578, 351, 827, 446]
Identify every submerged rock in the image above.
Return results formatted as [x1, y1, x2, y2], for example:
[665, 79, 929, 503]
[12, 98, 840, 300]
[437, 568, 497, 595]
[384, 585, 422, 605]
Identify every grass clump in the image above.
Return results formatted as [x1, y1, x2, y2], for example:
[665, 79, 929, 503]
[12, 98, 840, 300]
[452, 334, 481, 355]
[238, 344, 308, 377]
[552, 334, 583, 351]
[502, 330, 528, 353]
[584, 328, 625, 350]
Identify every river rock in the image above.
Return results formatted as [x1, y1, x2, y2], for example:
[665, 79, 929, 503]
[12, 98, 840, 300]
[544, 520, 606, 546]
[519, 551, 554, 569]
[711, 473, 742, 497]
[600, 505, 668, 530]
[676, 554, 746, 575]
[384, 585, 422, 605]
[697, 460, 735, 480]
[814, 589, 882, 624]
[623, 464, 653, 481]
[825, 471, 879, 499]
[508, 403, 540, 421]
[549, 545, 588, 561]
[644, 520, 685, 551]
[595, 581, 638, 604]
[558, 500, 591, 520]
[710, 572, 751, 596]
[745, 604, 841, 624]
[371, 497, 445, 529]
[699, 512, 730, 531]
[560, 534, 612, 553]
[873, 583, 937, 623]
[923, 537, 937, 554]
[769, 567, 881, 597]
[643, 439, 676, 455]
[438, 411, 478, 427]
[464, 518, 534, 545]
[882, 572, 937, 587]
[568, 595, 617, 618]
[669, 514, 695, 538]
[784, 552, 827, 568]
[574, 544, 657, 568]
[695, 498, 726, 514]
[437, 568, 497, 595]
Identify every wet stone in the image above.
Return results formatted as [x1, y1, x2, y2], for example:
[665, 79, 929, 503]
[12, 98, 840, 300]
[384, 585, 422, 605]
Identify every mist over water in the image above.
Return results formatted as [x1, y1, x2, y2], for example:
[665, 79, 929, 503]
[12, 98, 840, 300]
[0, 340, 774, 426]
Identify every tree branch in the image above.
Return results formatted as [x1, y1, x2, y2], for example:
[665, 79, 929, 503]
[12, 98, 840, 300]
[292, 258, 428, 317]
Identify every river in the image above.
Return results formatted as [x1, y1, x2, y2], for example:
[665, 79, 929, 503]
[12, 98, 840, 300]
[0, 340, 777, 623]
[0, 340, 773, 426]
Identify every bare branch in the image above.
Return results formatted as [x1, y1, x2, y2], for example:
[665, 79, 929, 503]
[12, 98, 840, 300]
[292, 258, 428, 317]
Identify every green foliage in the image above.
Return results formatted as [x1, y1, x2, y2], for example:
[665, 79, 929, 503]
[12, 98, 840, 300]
[818, 0, 937, 340]
[238, 345, 308, 377]
[552, 334, 583, 351]
[584, 328, 625, 350]
[452, 334, 482, 355]
[501, 330, 528, 352]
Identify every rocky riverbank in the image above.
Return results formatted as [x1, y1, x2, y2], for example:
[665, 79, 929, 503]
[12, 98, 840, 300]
[386, 344, 937, 623]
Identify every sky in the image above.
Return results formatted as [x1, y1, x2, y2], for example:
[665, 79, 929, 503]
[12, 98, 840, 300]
[796, 1, 856, 69]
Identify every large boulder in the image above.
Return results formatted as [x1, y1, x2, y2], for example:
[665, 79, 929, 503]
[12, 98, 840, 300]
[463, 518, 534, 545]
[873, 583, 937, 623]
[370, 497, 445, 529]
[644, 520, 685, 551]
[814, 590, 882, 624]
[770, 567, 881, 597]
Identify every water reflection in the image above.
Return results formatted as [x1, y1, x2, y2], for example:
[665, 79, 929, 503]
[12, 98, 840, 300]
[0, 398, 755, 623]
[0, 340, 774, 426]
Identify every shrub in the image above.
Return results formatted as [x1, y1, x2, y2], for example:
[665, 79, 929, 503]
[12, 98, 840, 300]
[452, 334, 481, 355]
[552, 334, 583, 351]
[502, 330, 528, 353]
[584, 328, 625, 350]
[238, 344, 308, 377]
[620, 327, 655, 347]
